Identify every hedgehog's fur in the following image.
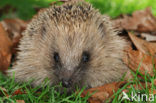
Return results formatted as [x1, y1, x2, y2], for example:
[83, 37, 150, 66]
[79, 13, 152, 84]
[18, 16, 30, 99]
[8, 1, 129, 90]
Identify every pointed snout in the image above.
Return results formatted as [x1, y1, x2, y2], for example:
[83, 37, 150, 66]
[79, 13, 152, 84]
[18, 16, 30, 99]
[59, 69, 74, 88]
[61, 78, 72, 88]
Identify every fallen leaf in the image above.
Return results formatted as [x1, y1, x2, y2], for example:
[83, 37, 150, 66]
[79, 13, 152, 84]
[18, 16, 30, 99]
[128, 32, 156, 55]
[1, 19, 27, 40]
[12, 89, 26, 96]
[0, 23, 12, 73]
[114, 8, 156, 33]
[1, 19, 26, 54]
[124, 47, 156, 76]
[149, 89, 156, 95]
[122, 82, 151, 93]
[0, 19, 26, 69]
[81, 81, 126, 103]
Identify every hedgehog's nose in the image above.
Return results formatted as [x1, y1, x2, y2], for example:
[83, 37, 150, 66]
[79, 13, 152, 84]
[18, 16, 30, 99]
[62, 79, 71, 88]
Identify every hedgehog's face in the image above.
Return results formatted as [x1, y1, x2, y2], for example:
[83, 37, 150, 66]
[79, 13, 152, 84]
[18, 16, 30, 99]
[38, 13, 119, 90]
[53, 50, 90, 90]
[48, 23, 104, 90]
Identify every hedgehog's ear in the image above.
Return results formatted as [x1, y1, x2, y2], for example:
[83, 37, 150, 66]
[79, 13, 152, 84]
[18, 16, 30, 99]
[98, 21, 112, 38]
[40, 25, 47, 37]
[98, 22, 106, 37]
[98, 15, 119, 37]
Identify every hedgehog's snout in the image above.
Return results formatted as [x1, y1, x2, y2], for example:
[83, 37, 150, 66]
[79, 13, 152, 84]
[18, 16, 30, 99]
[57, 69, 74, 88]
[61, 78, 72, 88]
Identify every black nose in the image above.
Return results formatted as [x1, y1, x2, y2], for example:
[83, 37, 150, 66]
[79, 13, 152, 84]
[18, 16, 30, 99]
[62, 79, 71, 88]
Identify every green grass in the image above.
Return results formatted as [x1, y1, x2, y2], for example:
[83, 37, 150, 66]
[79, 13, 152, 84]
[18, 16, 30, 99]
[0, 0, 156, 20]
[1, 65, 156, 103]
[111, 69, 156, 103]
[0, 73, 90, 103]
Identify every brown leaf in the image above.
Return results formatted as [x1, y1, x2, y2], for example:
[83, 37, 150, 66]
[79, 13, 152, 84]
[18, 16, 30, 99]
[0, 23, 12, 72]
[149, 89, 156, 95]
[128, 32, 156, 55]
[114, 8, 156, 33]
[122, 82, 151, 93]
[1, 19, 27, 40]
[81, 81, 126, 103]
[123, 47, 156, 76]
[128, 82, 151, 90]
[12, 89, 26, 96]
[1, 19, 26, 54]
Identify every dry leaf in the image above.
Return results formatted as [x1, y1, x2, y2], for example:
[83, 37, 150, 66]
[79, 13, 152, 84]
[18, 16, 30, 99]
[114, 8, 156, 33]
[127, 82, 151, 90]
[149, 89, 156, 95]
[1, 19, 26, 54]
[129, 32, 156, 55]
[81, 81, 126, 103]
[12, 89, 26, 96]
[0, 23, 12, 72]
[1, 19, 27, 40]
[0, 19, 27, 72]
[122, 82, 151, 94]
[123, 32, 156, 77]
[124, 47, 156, 76]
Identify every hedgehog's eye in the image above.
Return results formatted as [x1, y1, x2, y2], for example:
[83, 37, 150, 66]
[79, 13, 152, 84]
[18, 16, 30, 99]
[82, 52, 90, 63]
[54, 52, 59, 62]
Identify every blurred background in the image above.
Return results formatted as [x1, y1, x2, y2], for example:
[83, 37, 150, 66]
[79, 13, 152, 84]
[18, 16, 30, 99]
[0, 0, 156, 20]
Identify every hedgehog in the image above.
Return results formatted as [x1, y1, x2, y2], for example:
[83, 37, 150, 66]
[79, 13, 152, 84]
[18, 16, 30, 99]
[8, 1, 129, 91]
